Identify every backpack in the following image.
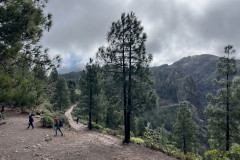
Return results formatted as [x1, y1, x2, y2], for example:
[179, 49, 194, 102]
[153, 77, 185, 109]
[30, 116, 34, 122]
[59, 120, 63, 127]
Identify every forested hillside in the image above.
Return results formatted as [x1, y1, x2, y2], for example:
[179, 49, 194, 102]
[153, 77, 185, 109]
[61, 71, 82, 84]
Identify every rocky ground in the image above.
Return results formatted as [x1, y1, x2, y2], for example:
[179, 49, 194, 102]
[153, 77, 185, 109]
[0, 106, 176, 160]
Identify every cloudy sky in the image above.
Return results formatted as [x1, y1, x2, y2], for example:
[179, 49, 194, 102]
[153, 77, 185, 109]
[41, 0, 240, 73]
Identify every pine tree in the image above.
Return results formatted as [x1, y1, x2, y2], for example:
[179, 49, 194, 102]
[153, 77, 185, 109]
[205, 45, 238, 151]
[0, 0, 60, 74]
[130, 116, 138, 136]
[173, 101, 197, 154]
[102, 67, 123, 128]
[230, 77, 240, 144]
[138, 119, 146, 136]
[0, 0, 60, 111]
[97, 12, 157, 143]
[50, 68, 59, 83]
[67, 80, 77, 104]
[52, 76, 70, 111]
[79, 58, 106, 130]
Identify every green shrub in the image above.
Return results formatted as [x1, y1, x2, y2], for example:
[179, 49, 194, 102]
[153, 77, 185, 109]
[116, 134, 124, 140]
[41, 109, 51, 115]
[41, 115, 54, 128]
[143, 140, 201, 160]
[144, 140, 161, 150]
[104, 128, 118, 136]
[205, 150, 224, 160]
[131, 137, 145, 145]
[205, 147, 240, 160]
[45, 104, 53, 112]
[82, 121, 88, 125]
[101, 130, 107, 134]
[227, 145, 240, 159]
[92, 122, 103, 130]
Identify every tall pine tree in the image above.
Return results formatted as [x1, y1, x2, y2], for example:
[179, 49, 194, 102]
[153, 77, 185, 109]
[205, 45, 238, 151]
[50, 67, 59, 83]
[173, 101, 197, 154]
[52, 76, 70, 111]
[67, 80, 77, 104]
[79, 58, 106, 129]
[0, 0, 60, 111]
[97, 12, 157, 143]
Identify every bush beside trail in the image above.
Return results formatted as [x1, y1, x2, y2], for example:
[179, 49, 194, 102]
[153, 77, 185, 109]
[40, 109, 69, 128]
[41, 115, 54, 128]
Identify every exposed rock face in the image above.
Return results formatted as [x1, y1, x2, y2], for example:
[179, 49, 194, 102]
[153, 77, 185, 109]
[170, 54, 219, 105]
[152, 54, 235, 113]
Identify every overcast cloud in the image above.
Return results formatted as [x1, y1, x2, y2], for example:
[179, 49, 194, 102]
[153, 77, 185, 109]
[41, 0, 240, 73]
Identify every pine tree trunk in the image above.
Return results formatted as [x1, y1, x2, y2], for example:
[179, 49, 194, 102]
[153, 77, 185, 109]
[226, 54, 230, 151]
[60, 90, 62, 110]
[125, 37, 132, 144]
[184, 137, 186, 154]
[89, 85, 92, 130]
[126, 111, 131, 143]
[122, 28, 128, 143]
[106, 114, 109, 126]
[226, 113, 230, 151]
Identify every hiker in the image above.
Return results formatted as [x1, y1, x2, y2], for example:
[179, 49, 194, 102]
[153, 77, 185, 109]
[0, 112, 2, 121]
[76, 117, 79, 124]
[54, 117, 63, 136]
[27, 114, 34, 129]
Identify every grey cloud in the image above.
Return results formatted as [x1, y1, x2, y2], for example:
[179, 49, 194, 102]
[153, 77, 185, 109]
[41, 0, 240, 70]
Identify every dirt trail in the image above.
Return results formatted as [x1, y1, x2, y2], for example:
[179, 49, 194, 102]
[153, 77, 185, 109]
[65, 104, 85, 131]
[0, 107, 177, 160]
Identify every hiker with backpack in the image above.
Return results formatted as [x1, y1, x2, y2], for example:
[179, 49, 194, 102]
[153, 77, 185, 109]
[54, 117, 63, 136]
[27, 114, 34, 129]
[76, 117, 79, 124]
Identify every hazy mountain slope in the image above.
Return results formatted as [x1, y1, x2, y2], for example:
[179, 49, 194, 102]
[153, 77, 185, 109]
[61, 71, 82, 82]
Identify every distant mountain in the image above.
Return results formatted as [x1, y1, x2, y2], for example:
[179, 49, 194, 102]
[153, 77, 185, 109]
[60, 71, 82, 83]
[154, 54, 240, 106]
[152, 54, 219, 106]
[170, 54, 219, 104]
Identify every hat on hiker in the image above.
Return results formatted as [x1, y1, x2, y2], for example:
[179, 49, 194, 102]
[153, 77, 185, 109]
[55, 117, 58, 121]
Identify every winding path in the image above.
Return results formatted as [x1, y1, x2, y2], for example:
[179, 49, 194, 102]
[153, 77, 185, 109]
[65, 104, 86, 131]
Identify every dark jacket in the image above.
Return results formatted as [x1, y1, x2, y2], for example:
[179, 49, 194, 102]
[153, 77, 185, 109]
[29, 116, 34, 123]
